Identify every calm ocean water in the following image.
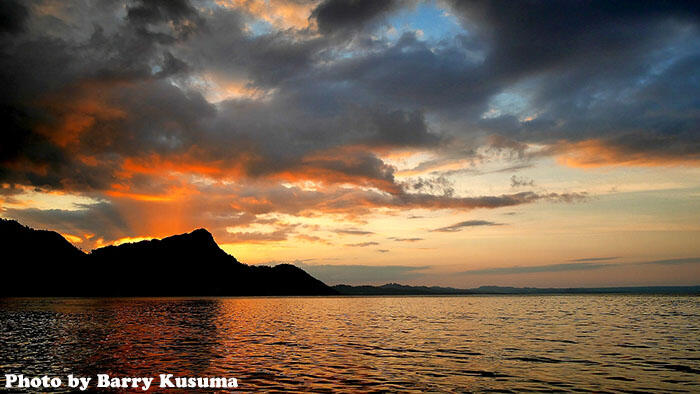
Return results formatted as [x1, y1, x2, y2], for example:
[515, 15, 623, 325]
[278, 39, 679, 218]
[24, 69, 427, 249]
[0, 295, 698, 393]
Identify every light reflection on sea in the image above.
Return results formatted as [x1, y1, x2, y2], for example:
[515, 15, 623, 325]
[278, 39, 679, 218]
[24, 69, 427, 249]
[0, 295, 698, 392]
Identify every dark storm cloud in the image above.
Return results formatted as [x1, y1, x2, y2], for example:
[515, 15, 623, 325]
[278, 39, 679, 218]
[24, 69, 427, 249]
[311, 0, 402, 35]
[8, 0, 689, 195]
[126, 0, 199, 26]
[304, 0, 700, 162]
[0, 0, 214, 192]
[4, 0, 699, 179]
[445, 0, 700, 161]
[364, 109, 440, 147]
[448, 1, 700, 79]
[322, 31, 492, 111]
[432, 220, 502, 233]
[0, 0, 28, 34]
[1, 0, 697, 241]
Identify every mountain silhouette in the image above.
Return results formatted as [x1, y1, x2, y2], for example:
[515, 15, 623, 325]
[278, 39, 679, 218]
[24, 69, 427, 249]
[0, 219, 336, 296]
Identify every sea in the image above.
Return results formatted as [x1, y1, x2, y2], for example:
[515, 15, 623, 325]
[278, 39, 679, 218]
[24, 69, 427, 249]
[0, 295, 698, 393]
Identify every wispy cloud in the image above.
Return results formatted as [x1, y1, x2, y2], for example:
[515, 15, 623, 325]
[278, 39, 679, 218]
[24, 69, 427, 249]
[335, 229, 374, 235]
[638, 257, 700, 266]
[568, 256, 620, 262]
[389, 237, 424, 242]
[432, 220, 502, 232]
[460, 257, 700, 276]
[345, 241, 379, 247]
[461, 262, 612, 275]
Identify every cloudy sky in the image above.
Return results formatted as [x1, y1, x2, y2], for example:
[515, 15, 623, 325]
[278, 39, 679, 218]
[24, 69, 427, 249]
[1, 0, 699, 287]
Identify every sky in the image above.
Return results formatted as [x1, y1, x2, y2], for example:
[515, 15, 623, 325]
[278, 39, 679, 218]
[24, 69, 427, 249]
[1, 0, 699, 287]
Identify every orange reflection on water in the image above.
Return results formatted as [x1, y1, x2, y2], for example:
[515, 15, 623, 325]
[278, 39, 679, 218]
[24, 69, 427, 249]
[1, 296, 698, 392]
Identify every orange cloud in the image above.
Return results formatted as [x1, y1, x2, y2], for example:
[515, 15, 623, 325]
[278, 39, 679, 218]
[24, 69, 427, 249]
[275, 146, 401, 193]
[216, 0, 319, 30]
[105, 190, 178, 202]
[106, 182, 199, 202]
[36, 81, 127, 147]
[555, 139, 700, 168]
[295, 234, 332, 244]
[120, 155, 226, 178]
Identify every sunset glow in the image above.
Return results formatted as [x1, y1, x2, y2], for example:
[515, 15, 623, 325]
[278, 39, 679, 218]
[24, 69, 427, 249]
[2, 0, 699, 287]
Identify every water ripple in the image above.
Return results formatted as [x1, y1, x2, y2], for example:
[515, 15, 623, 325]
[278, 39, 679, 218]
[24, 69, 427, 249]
[0, 295, 698, 392]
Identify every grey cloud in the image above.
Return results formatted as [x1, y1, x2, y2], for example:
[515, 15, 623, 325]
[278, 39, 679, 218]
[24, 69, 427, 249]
[126, 0, 199, 25]
[390, 237, 423, 242]
[364, 109, 440, 148]
[448, 1, 700, 81]
[7, 0, 693, 198]
[436, 163, 534, 178]
[311, 0, 403, 35]
[324, 31, 493, 111]
[401, 176, 454, 197]
[637, 257, 700, 266]
[2, 203, 129, 241]
[126, 0, 204, 43]
[302, 1, 700, 162]
[447, 1, 700, 159]
[2, 0, 694, 242]
[510, 175, 534, 188]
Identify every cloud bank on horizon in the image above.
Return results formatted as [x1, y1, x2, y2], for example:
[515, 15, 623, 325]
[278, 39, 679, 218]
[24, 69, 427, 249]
[1, 0, 699, 286]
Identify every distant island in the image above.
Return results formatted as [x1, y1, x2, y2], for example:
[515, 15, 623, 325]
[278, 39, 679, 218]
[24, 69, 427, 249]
[333, 283, 700, 295]
[0, 219, 336, 296]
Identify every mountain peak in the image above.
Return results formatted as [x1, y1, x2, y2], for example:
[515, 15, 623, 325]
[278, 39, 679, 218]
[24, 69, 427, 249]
[1, 219, 337, 296]
[191, 228, 212, 236]
[164, 227, 217, 246]
[91, 227, 237, 265]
